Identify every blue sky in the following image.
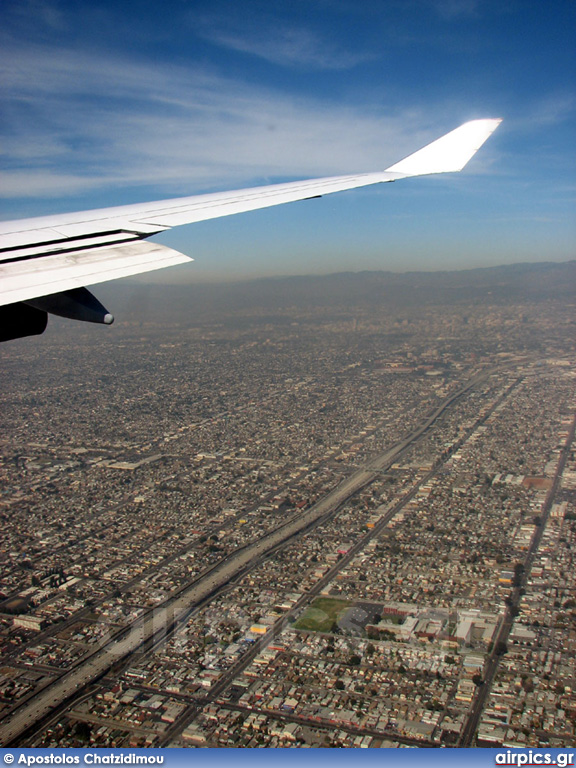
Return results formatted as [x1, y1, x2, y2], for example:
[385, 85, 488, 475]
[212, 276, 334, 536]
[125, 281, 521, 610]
[1, 0, 574, 281]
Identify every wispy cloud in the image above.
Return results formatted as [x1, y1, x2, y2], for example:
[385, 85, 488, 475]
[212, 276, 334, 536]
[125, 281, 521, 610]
[515, 93, 576, 129]
[0, 42, 469, 202]
[196, 18, 373, 70]
[429, 0, 481, 19]
[377, 0, 484, 21]
[4, 0, 67, 35]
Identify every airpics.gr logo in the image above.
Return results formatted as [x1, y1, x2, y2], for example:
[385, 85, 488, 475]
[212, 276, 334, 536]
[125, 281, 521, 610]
[496, 752, 575, 768]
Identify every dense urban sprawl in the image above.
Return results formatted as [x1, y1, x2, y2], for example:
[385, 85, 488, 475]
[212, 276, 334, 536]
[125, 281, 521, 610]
[0, 289, 575, 748]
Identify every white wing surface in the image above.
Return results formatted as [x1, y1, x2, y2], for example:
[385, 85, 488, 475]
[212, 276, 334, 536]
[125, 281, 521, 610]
[0, 118, 501, 341]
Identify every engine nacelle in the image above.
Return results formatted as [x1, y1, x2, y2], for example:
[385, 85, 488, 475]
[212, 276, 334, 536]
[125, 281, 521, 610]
[0, 302, 48, 342]
[0, 287, 113, 342]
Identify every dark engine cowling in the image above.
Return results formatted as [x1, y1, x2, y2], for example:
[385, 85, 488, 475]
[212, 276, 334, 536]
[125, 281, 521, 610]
[0, 287, 113, 342]
[0, 303, 48, 342]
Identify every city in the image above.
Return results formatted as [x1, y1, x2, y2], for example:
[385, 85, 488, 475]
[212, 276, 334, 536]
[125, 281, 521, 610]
[0, 265, 575, 748]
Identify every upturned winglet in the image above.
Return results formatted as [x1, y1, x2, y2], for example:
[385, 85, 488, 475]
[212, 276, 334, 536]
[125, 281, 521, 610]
[385, 118, 502, 177]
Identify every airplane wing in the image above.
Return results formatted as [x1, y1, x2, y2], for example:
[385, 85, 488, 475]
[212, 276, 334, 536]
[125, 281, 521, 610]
[0, 118, 501, 341]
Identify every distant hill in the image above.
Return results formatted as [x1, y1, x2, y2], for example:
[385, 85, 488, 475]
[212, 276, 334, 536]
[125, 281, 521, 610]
[98, 260, 576, 325]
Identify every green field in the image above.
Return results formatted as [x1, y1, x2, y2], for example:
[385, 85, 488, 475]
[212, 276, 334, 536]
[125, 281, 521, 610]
[294, 597, 351, 633]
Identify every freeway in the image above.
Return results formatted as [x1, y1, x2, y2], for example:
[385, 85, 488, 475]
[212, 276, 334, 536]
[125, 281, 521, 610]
[159, 370, 521, 746]
[0, 368, 500, 746]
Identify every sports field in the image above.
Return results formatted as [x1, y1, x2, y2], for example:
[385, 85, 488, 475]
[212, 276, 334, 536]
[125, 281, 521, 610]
[294, 597, 351, 633]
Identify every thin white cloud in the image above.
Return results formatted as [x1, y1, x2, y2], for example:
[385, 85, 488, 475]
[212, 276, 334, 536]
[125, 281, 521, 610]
[0, 170, 104, 197]
[430, 0, 481, 19]
[0, 42, 489, 202]
[376, 0, 483, 20]
[198, 21, 373, 70]
[4, 0, 67, 34]
[516, 94, 576, 129]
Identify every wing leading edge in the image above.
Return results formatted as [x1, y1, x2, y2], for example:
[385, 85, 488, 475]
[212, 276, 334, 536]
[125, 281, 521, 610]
[0, 118, 501, 341]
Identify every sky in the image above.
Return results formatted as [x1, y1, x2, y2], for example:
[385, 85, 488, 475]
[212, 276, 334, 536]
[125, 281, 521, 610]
[1, 0, 575, 281]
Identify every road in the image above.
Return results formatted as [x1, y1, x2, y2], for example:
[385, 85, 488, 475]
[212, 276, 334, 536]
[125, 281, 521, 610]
[0, 368, 501, 747]
[458, 409, 576, 746]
